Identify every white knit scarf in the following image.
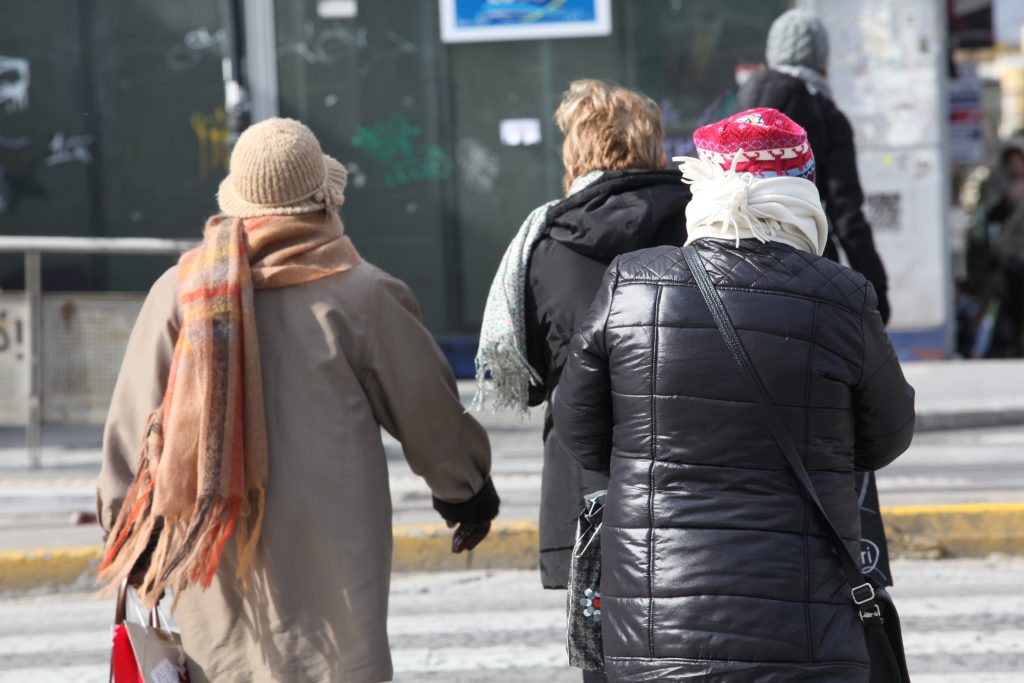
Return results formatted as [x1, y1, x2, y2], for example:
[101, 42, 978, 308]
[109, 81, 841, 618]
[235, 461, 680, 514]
[674, 155, 827, 256]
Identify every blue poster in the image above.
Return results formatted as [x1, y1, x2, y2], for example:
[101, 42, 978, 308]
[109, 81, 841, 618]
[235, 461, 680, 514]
[440, 0, 611, 43]
[455, 1, 597, 27]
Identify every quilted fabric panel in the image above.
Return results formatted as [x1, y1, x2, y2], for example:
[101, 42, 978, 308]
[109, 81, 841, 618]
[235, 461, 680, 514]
[616, 241, 868, 313]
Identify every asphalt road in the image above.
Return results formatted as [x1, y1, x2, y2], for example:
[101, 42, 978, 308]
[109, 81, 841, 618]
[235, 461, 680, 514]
[878, 424, 1024, 505]
[0, 558, 1021, 682]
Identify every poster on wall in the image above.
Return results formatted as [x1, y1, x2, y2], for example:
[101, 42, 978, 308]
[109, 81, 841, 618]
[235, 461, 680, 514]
[439, 0, 612, 44]
[800, 0, 952, 359]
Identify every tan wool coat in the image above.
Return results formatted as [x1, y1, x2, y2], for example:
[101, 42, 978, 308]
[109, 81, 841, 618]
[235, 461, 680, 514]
[97, 261, 493, 683]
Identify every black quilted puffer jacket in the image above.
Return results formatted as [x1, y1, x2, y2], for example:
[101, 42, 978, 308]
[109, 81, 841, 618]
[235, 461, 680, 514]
[552, 239, 915, 683]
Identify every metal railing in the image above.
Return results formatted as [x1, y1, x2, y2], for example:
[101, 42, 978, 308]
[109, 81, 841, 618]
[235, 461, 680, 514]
[0, 236, 196, 467]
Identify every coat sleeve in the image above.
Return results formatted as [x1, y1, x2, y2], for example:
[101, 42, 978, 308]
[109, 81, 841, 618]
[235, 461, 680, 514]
[852, 285, 915, 471]
[551, 261, 617, 475]
[97, 267, 181, 533]
[823, 108, 891, 324]
[361, 270, 498, 525]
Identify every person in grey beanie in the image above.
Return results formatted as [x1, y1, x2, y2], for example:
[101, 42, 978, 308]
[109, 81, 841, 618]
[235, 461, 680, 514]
[738, 8, 891, 324]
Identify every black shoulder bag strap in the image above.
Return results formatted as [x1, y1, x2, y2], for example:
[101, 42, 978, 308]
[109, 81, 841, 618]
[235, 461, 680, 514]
[681, 245, 878, 616]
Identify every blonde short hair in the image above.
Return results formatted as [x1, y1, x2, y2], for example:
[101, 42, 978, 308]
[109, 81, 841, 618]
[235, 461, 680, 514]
[555, 79, 665, 194]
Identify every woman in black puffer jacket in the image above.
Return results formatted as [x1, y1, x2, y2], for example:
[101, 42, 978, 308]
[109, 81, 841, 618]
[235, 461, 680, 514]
[476, 80, 689, 596]
[553, 109, 914, 682]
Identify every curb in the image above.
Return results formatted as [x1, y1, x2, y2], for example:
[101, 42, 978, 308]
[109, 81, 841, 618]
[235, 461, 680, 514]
[3, 505, 1024, 591]
[881, 502, 1024, 558]
[0, 545, 102, 591]
[392, 521, 538, 572]
[914, 408, 1024, 432]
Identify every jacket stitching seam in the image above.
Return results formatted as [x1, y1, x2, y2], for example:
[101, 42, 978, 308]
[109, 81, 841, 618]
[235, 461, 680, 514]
[803, 302, 820, 662]
[860, 412, 916, 441]
[603, 323, 862, 368]
[647, 284, 663, 660]
[609, 390, 854, 411]
[613, 279, 865, 317]
[539, 545, 575, 554]
[557, 400, 604, 420]
[603, 263, 620, 355]
[857, 347, 897, 387]
[857, 285, 869, 385]
[602, 592, 859, 607]
[599, 457, 857, 474]
[603, 655, 871, 669]
[603, 522, 861, 543]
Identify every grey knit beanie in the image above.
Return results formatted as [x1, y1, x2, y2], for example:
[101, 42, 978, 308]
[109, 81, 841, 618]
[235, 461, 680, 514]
[765, 9, 829, 73]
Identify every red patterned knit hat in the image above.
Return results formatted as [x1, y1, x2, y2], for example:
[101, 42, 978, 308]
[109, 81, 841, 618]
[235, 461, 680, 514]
[692, 108, 815, 182]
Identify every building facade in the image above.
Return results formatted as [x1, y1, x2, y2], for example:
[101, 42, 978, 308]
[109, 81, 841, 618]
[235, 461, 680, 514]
[0, 0, 791, 355]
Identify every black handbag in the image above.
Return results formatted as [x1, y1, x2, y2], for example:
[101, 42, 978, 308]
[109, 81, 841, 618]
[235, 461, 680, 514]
[683, 245, 911, 683]
[566, 489, 606, 672]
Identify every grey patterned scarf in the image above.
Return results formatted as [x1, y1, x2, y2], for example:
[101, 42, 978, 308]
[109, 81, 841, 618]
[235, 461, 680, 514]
[474, 171, 605, 413]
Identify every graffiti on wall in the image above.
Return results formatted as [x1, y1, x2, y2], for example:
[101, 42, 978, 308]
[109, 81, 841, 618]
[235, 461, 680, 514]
[44, 132, 94, 166]
[0, 56, 30, 113]
[278, 23, 418, 77]
[278, 22, 367, 65]
[351, 112, 450, 187]
[190, 107, 229, 178]
[167, 22, 419, 78]
[0, 309, 25, 360]
[456, 138, 500, 193]
[166, 28, 227, 71]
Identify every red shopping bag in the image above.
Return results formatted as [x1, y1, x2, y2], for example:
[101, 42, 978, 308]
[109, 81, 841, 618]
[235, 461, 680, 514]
[110, 581, 144, 683]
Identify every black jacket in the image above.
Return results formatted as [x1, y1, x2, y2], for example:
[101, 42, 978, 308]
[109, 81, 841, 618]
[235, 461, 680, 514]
[738, 68, 891, 324]
[553, 240, 914, 681]
[525, 169, 690, 587]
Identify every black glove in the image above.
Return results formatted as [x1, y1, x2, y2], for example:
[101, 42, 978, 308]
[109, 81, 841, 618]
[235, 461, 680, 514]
[433, 478, 500, 554]
[447, 520, 491, 553]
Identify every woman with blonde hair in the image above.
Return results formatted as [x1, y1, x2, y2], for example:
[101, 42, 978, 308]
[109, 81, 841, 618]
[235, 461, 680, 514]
[97, 118, 499, 682]
[476, 80, 689, 680]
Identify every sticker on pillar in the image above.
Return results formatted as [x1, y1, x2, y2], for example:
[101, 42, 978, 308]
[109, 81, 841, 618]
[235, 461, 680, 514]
[318, 0, 358, 19]
[440, 0, 612, 43]
[499, 118, 541, 146]
[0, 299, 29, 426]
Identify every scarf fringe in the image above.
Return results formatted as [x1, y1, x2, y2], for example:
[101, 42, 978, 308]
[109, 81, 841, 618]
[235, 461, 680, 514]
[97, 412, 161, 593]
[235, 487, 265, 588]
[97, 418, 265, 609]
[472, 341, 541, 415]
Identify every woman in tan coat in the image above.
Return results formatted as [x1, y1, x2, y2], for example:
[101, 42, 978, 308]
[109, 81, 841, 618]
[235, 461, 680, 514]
[96, 118, 499, 683]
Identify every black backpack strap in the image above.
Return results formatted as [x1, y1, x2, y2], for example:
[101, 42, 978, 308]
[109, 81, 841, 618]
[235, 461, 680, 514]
[682, 244, 877, 616]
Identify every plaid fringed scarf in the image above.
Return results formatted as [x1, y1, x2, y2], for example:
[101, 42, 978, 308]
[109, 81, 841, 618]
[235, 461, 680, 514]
[98, 211, 360, 607]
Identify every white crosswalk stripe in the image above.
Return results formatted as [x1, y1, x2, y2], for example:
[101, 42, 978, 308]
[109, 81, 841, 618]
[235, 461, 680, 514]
[912, 675, 1024, 683]
[0, 665, 105, 683]
[0, 561, 1020, 682]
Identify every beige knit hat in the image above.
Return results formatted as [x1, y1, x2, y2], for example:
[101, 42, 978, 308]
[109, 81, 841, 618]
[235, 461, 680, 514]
[217, 117, 348, 218]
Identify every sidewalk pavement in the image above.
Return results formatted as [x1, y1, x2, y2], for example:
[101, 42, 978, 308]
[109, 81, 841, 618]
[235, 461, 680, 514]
[905, 359, 1024, 430]
[2, 359, 1024, 590]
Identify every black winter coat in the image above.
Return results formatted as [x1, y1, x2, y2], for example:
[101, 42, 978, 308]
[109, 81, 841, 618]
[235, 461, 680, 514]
[525, 170, 690, 588]
[738, 68, 891, 324]
[553, 240, 915, 682]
